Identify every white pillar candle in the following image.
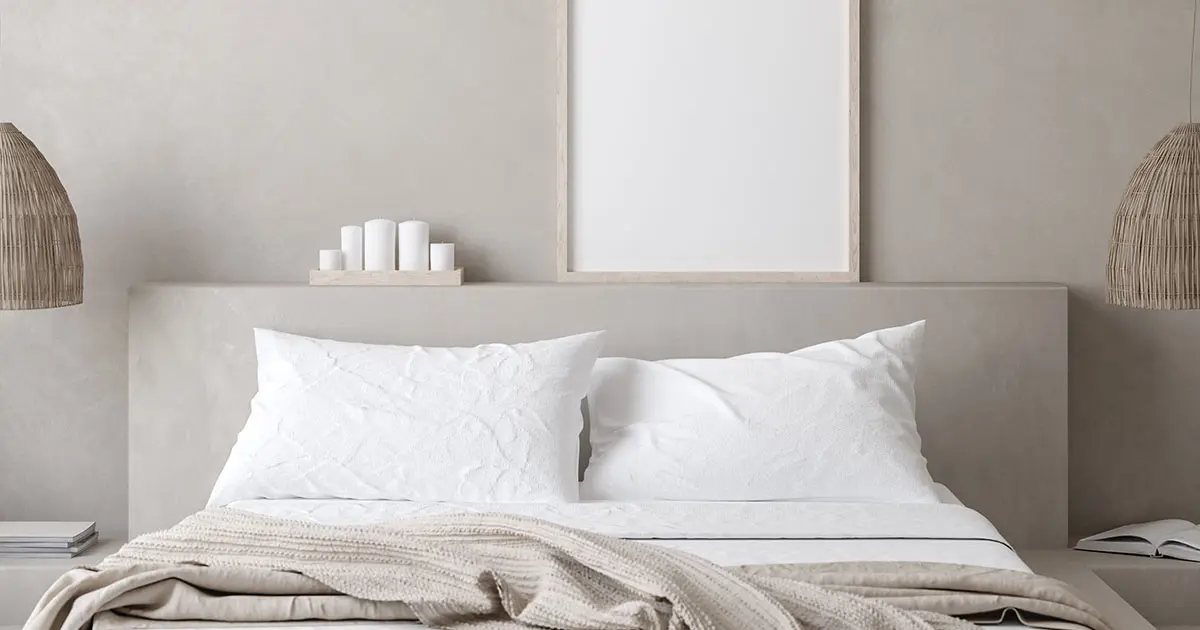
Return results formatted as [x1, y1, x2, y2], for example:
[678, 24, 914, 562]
[364, 219, 397, 271]
[340, 225, 364, 271]
[398, 220, 430, 271]
[318, 249, 344, 271]
[430, 243, 455, 271]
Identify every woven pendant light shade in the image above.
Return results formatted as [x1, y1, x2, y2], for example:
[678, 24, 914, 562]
[1107, 123, 1200, 309]
[0, 123, 83, 310]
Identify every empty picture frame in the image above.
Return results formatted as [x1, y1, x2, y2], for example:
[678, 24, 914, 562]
[557, 0, 860, 282]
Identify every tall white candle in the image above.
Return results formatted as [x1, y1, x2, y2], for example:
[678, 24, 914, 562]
[340, 225, 364, 271]
[364, 219, 397, 271]
[318, 249, 344, 271]
[398, 220, 430, 271]
[430, 243, 455, 271]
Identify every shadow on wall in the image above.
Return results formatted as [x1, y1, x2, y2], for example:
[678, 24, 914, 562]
[1068, 288, 1200, 536]
[858, 0, 877, 282]
[430, 224, 493, 284]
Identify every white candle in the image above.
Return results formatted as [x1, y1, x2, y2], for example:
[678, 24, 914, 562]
[318, 249, 344, 271]
[430, 243, 455, 271]
[398, 220, 430, 271]
[364, 219, 397, 271]
[340, 225, 364, 271]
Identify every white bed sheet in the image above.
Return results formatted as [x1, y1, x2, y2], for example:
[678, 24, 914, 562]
[230, 498, 1029, 572]
[105, 498, 1033, 629]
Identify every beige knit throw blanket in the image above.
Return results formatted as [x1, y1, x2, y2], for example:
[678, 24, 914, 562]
[25, 508, 1109, 630]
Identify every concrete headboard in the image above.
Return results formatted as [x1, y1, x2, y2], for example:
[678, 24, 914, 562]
[129, 283, 1068, 547]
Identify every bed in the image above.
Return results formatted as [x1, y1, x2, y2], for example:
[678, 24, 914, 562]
[107, 282, 1073, 630]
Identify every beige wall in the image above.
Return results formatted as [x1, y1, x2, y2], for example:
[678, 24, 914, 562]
[0, 0, 1193, 538]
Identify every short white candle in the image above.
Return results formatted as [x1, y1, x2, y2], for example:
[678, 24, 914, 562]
[398, 220, 430, 271]
[430, 243, 455, 271]
[340, 225, 364, 271]
[318, 249, 344, 271]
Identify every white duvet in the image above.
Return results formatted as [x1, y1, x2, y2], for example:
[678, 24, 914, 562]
[230, 498, 1030, 573]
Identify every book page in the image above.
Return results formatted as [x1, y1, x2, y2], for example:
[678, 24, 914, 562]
[1084, 519, 1195, 547]
[1164, 526, 1200, 552]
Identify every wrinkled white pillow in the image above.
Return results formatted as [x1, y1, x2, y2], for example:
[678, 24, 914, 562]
[208, 329, 604, 507]
[581, 322, 940, 503]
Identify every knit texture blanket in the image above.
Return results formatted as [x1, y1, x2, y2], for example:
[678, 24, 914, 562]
[25, 508, 1110, 630]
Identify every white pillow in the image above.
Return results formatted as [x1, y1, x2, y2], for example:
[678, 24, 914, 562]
[581, 322, 940, 503]
[207, 329, 604, 507]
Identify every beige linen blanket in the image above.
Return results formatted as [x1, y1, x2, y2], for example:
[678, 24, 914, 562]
[26, 508, 1109, 630]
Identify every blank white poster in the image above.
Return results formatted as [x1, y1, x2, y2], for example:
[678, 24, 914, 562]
[566, 0, 856, 277]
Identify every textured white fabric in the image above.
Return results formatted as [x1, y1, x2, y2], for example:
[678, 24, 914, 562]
[207, 329, 604, 506]
[230, 498, 1029, 572]
[228, 498, 995, 541]
[582, 322, 940, 503]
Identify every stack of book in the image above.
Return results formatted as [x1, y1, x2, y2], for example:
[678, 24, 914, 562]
[0, 521, 98, 559]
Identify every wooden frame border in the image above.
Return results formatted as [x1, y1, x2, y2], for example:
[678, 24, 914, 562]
[556, 0, 861, 283]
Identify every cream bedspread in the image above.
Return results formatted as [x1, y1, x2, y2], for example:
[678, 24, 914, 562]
[25, 508, 1108, 630]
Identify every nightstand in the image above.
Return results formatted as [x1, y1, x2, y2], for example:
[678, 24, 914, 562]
[0, 539, 124, 626]
[1023, 548, 1200, 629]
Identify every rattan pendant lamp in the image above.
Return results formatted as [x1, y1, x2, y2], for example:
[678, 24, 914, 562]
[0, 125, 83, 310]
[1107, 0, 1200, 309]
[0, 13, 82, 310]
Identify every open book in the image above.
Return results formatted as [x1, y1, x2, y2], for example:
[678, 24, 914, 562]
[1075, 519, 1200, 562]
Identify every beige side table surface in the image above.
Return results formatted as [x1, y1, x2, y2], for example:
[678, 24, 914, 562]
[1024, 547, 1200, 630]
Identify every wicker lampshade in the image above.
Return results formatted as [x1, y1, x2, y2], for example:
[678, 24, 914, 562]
[0, 123, 83, 310]
[1107, 123, 1200, 310]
